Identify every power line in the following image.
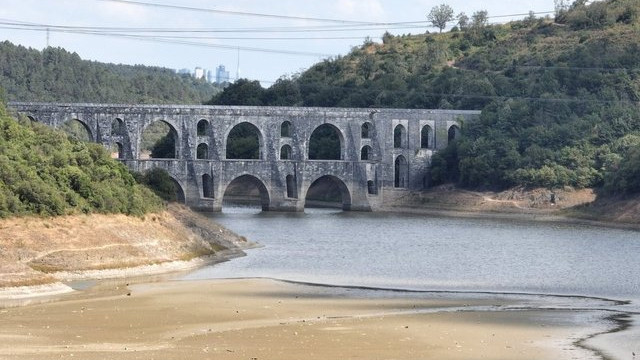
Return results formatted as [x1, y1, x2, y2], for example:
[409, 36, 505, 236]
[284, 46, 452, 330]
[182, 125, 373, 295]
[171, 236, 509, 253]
[0, 8, 557, 34]
[96, 1, 555, 27]
[95, 0, 374, 25]
[0, 25, 334, 57]
[0, 24, 373, 41]
[488, 11, 555, 19]
[0, 19, 427, 34]
[131, 35, 374, 41]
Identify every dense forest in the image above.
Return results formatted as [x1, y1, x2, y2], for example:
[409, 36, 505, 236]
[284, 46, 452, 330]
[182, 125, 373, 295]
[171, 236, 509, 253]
[0, 41, 220, 104]
[0, 102, 165, 218]
[208, 0, 640, 194]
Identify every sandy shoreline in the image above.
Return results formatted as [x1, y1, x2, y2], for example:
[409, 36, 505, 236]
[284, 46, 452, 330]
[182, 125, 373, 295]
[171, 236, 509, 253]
[1, 200, 637, 359]
[0, 278, 605, 360]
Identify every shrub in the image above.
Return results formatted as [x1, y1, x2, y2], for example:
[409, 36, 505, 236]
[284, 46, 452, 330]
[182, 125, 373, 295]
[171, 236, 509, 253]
[0, 103, 164, 218]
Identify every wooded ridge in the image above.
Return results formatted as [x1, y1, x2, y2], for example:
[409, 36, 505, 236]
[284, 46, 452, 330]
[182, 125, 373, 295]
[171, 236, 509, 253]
[208, 0, 640, 194]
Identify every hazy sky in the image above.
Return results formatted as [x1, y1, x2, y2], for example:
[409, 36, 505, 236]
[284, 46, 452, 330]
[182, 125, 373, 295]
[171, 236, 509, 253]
[1, 0, 556, 85]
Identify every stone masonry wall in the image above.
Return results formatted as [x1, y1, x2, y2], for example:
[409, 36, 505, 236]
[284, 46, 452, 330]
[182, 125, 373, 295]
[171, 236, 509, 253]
[9, 102, 480, 211]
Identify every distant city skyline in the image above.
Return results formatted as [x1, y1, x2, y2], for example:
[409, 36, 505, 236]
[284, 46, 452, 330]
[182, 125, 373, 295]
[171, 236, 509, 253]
[175, 64, 230, 85]
[1, 0, 556, 87]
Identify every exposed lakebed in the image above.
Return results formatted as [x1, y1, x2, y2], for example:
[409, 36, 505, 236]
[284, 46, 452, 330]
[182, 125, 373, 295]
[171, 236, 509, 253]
[184, 207, 640, 359]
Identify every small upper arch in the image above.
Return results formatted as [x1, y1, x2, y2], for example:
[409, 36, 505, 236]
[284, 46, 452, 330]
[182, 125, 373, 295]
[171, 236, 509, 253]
[280, 144, 293, 160]
[360, 145, 373, 161]
[448, 124, 461, 143]
[197, 119, 210, 136]
[197, 143, 209, 159]
[281, 121, 292, 138]
[393, 124, 407, 149]
[421, 124, 433, 149]
[361, 122, 374, 139]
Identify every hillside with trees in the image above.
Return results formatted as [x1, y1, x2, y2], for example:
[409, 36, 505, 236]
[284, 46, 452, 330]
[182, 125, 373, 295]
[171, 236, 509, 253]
[208, 0, 640, 195]
[0, 41, 219, 104]
[0, 102, 164, 218]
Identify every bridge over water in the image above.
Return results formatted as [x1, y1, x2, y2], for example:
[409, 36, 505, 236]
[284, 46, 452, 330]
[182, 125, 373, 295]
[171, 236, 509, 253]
[9, 102, 480, 212]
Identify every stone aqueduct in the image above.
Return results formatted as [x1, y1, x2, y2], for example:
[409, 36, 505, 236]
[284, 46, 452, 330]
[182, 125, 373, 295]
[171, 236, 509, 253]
[9, 102, 480, 212]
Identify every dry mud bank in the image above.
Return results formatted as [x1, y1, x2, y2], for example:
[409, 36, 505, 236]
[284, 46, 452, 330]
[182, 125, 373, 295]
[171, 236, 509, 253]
[0, 278, 601, 360]
[383, 186, 640, 230]
[0, 204, 249, 297]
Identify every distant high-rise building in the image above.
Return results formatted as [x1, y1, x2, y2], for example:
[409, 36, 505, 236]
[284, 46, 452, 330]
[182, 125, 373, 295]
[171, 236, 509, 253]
[206, 70, 214, 83]
[194, 67, 205, 80]
[215, 65, 230, 85]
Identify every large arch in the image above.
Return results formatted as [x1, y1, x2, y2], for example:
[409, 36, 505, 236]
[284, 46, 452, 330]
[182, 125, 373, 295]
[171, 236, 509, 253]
[110, 142, 124, 159]
[222, 174, 271, 211]
[164, 176, 186, 204]
[394, 155, 409, 188]
[305, 175, 352, 211]
[141, 168, 185, 203]
[140, 120, 179, 159]
[308, 123, 344, 160]
[173, 178, 186, 204]
[226, 122, 263, 160]
[61, 118, 93, 142]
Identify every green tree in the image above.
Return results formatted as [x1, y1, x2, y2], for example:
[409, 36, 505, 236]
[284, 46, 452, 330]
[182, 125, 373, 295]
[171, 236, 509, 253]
[206, 79, 265, 106]
[456, 12, 470, 30]
[150, 133, 176, 159]
[135, 168, 178, 201]
[427, 4, 455, 33]
[468, 10, 489, 30]
[0, 101, 163, 217]
[263, 77, 302, 106]
[0, 41, 220, 104]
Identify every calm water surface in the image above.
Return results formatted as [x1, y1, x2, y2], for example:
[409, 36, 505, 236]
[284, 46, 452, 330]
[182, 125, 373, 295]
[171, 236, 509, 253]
[184, 207, 640, 359]
[186, 207, 640, 305]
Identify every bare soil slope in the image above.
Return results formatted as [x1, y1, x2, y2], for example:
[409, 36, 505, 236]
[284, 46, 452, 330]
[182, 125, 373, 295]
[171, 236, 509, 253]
[384, 185, 640, 227]
[0, 204, 247, 289]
